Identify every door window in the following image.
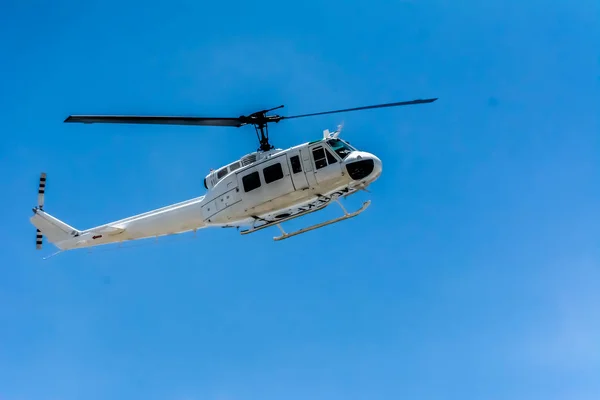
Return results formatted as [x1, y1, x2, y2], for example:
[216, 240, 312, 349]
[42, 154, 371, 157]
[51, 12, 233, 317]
[312, 147, 327, 169]
[326, 149, 337, 164]
[263, 163, 284, 184]
[242, 171, 261, 192]
[312, 146, 338, 169]
[290, 155, 302, 173]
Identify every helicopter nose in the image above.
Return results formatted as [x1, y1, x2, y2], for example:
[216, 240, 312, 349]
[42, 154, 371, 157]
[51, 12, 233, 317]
[345, 152, 382, 182]
[372, 154, 382, 179]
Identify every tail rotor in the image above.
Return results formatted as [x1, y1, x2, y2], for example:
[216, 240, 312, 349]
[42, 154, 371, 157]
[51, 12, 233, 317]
[35, 172, 46, 250]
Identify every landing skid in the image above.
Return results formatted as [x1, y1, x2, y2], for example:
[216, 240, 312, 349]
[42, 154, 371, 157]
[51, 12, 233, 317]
[273, 199, 370, 241]
[240, 194, 370, 241]
[240, 200, 330, 236]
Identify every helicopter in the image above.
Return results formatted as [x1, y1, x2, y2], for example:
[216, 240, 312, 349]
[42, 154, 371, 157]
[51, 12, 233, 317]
[31, 97, 437, 254]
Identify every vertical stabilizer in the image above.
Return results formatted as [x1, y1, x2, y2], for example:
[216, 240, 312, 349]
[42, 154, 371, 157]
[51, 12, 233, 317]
[31, 172, 80, 250]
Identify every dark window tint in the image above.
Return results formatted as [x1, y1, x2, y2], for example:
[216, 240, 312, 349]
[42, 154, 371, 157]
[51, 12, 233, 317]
[312, 147, 327, 169]
[229, 161, 241, 172]
[217, 167, 228, 179]
[263, 163, 284, 184]
[325, 149, 337, 164]
[290, 155, 302, 173]
[242, 171, 261, 192]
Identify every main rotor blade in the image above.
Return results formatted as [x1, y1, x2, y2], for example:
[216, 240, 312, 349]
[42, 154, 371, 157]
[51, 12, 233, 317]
[64, 115, 245, 127]
[282, 98, 438, 120]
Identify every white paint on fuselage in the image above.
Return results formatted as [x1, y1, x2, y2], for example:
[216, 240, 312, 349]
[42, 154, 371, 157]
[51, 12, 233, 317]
[30, 138, 382, 251]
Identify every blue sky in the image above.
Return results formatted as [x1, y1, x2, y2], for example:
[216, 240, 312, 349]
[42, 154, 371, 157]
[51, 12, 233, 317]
[1, 0, 599, 399]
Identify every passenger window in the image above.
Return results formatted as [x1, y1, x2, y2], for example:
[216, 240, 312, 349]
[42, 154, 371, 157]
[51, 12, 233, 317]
[325, 149, 337, 164]
[290, 155, 302, 173]
[229, 161, 241, 172]
[217, 167, 228, 179]
[242, 171, 261, 192]
[312, 147, 327, 169]
[263, 163, 284, 184]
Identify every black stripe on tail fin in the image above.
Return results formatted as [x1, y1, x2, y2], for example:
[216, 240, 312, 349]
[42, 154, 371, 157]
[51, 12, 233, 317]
[36, 172, 46, 250]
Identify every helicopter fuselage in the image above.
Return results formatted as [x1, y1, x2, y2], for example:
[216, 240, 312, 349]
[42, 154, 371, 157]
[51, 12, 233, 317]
[200, 136, 382, 227]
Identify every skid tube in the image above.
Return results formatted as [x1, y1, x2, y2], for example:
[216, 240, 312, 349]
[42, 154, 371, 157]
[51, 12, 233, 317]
[240, 200, 330, 236]
[240, 188, 359, 237]
[273, 199, 370, 241]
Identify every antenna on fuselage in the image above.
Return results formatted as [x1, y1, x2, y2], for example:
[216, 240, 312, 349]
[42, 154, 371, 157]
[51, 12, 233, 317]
[323, 122, 344, 139]
[333, 122, 344, 138]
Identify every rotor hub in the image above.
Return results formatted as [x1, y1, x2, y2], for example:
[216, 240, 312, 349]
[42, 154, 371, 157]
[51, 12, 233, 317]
[239, 106, 285, 152]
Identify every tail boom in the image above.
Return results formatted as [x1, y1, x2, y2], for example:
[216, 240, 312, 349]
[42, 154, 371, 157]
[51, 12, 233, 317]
[30, 196, 208, 252]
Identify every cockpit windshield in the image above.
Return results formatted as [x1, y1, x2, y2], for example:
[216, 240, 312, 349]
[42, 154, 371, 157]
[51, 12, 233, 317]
[327, 138, 355, 159]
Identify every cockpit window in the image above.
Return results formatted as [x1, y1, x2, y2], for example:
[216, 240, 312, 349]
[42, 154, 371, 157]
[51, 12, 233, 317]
[327, 139, 354, 159]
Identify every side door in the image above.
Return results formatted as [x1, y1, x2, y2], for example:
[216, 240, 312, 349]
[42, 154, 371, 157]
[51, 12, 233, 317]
[309, 144, 342, 185]
[260, 154, 295, 202]
[300, 147, 317, 188]
[237, 166, 263, 212]
[237, 154, 295, 211]
[286, 150, 309, 191]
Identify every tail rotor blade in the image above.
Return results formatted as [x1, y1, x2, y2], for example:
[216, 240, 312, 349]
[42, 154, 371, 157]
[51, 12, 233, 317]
[36, 229, 43, 250]
[38, 172, 46, 209]
[36, 172, 46, 250]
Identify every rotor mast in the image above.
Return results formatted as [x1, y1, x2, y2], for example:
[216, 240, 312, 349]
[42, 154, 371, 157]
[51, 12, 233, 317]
[244, 105, 284, 152]
[254, 123, 271, 152]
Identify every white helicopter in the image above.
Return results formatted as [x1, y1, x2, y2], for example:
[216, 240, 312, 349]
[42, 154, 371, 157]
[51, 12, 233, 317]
[31, 98, 437, 254]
